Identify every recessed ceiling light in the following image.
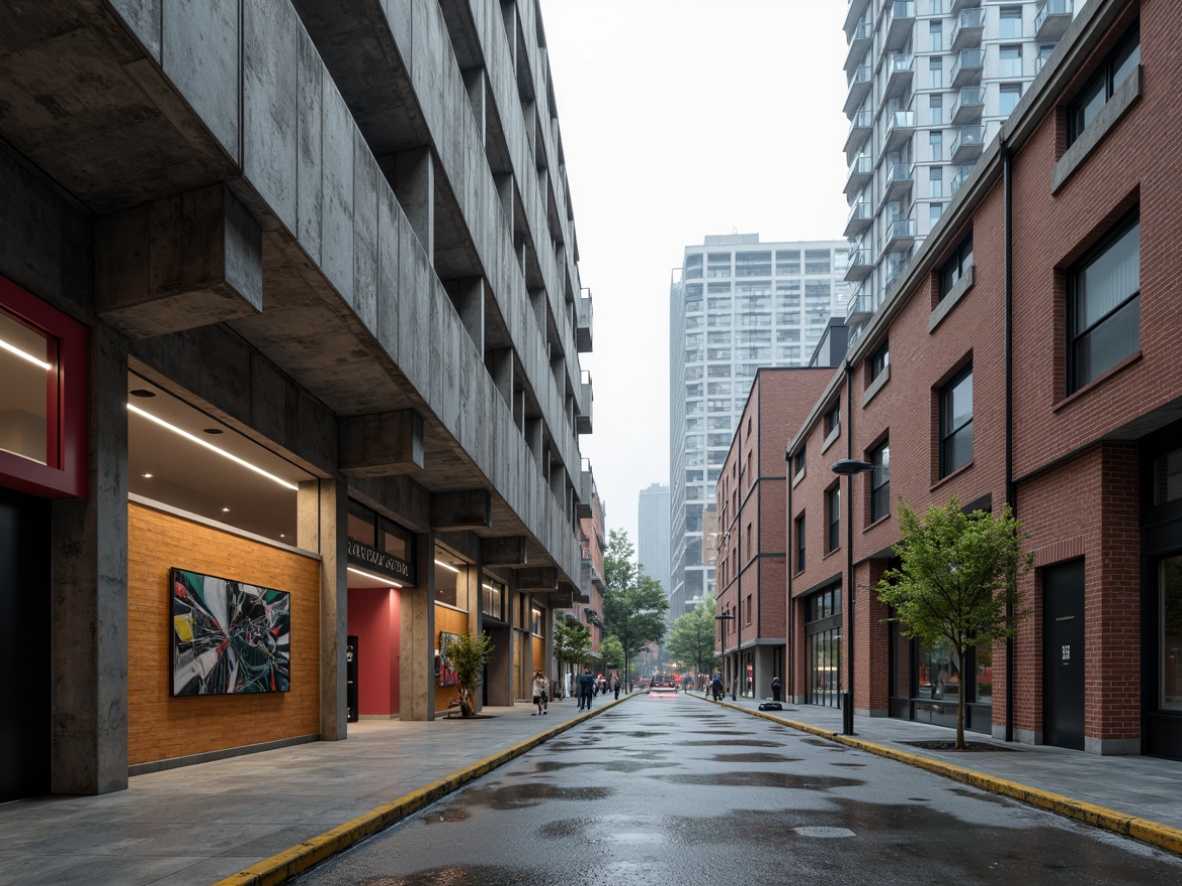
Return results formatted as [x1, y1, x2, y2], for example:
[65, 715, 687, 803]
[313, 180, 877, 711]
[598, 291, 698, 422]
[221, 507, 231, 513]
[142, 473, 153, 479]
[203, 428, 224, 435]
[347, 566, 403, 588]
[129, 389, 156, 398]
[434, 559, 461, 574]
[279, 533, 286, 538]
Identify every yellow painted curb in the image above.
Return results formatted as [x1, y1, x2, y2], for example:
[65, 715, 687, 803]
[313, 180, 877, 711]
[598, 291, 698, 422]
[694, 693, 1182, 859]
[213, 697, 628, 886]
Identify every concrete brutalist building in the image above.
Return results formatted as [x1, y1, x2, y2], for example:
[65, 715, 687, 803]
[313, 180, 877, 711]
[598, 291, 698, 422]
[0, 0, 595, 801]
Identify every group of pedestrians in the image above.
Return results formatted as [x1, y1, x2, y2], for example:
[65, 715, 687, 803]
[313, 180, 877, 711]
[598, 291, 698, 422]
[574, 667, 621, 709]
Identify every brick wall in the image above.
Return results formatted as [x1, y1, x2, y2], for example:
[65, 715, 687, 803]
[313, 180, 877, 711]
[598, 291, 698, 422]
[128, 502, 320, 766]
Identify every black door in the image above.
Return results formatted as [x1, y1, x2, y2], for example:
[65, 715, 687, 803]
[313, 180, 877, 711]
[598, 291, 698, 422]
[0, 487, 51, 801]
[346, 636, 359, 723]
[1044, 560, 1086, 750]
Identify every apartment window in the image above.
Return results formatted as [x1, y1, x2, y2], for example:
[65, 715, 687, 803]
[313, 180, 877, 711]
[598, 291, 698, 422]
[1069, 27, 1140, 145]
[929, 165, 944, 199]
[826, 485, 841, 553]
[999, 45, 1022, 79]
[999, 83, 1022, 116]
[929, 20, 943, 52]
[940, 366, 973, 477]
[870, 440, 891, 522]
[939, 235, 973, 299]
[823, 399, 841, 436]
[999, 6, 1023, 39]
[794, 450, 805, 477]
[929, 94, 943, 126]
[930, 203, 944, 228]
[929, 130, 943, 162]
[870, 341, 890, 381]
[929, 56, 943, 89]
[805, 249, 832, 274]
[795, 514, 806, 572]
[1068, 214, 1140, 393]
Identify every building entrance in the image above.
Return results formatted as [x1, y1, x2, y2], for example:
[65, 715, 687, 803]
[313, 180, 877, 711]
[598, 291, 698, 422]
[1043, 559, 1086, 750]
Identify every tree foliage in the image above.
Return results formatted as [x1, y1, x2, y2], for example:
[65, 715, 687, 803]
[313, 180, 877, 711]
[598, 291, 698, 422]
[666, 594, 718, 678]
[446, 631, 494, 718]
[553, 619, 591, 670]
[877, 496, 1033, 748]
[602, 529, 668, 687]
[598, 635, 624, 671]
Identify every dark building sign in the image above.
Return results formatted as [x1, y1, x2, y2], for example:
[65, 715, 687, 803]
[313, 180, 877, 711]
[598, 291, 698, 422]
[348, 538, 415, 586]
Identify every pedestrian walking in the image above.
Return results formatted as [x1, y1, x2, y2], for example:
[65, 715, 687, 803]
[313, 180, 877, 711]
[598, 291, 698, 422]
[611, 674, 621, 700]
[532, 671, 549, 715]
[577, 667, 596, 710]
[771, 675, 782, 703]
[711, 673, 724, 702]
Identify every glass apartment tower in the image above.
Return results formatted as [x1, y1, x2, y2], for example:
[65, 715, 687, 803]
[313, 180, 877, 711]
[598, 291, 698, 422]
[637, 482, 671, 599]
[668, 235, 850, 620]
[841, 0, 1078, 337]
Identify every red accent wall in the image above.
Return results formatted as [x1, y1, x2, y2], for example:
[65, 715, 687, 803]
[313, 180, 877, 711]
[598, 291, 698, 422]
[347, 587, 401, 717]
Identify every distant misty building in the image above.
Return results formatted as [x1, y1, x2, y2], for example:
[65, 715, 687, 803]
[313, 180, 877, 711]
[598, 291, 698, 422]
[668, 234, 849, 620]
[637, 482, 670, 599]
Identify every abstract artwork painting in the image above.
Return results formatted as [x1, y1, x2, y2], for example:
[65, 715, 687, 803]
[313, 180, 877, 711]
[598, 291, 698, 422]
[170, 567, 291, 696]
[438, 631, 460, 687]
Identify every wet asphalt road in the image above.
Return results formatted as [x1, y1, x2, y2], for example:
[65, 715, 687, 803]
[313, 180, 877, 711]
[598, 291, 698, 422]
[293, 694, 1182, 885]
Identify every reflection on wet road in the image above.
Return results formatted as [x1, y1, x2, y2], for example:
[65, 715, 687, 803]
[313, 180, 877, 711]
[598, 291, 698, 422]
[295, 695, 1182, 885]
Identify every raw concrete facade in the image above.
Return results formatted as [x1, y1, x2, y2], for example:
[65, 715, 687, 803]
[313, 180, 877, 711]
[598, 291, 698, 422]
[0, 0, 595, 798]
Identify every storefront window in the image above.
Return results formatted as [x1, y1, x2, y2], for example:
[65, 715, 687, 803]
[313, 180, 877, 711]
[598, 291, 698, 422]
[531, 608, 542, 636]
[434, 546, 466, 609]
[805, 586, 842, 707]
[917, 640, 958, 701]
[482, 578, 505, 621]
[1161, 555, 1182, 711]
[975, 642, 993, 704]
[0, 309, 50, 466]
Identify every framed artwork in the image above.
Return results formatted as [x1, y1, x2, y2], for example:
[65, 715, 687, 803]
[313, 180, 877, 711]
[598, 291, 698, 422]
[438, 631, 461, 687]
[170, 567, 291, 696]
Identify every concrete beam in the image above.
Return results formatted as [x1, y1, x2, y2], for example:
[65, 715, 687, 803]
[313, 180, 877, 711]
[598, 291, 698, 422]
[515, 566, 558, 591]
[339, 409, 424, 478]
[95, 185, 262, 338]
[431, 490, 491, 531]
[443, 276, 484, 354]
[389, 147, 434, 263]
[481, 536, 529, 567]
[485, 347, 513, 410]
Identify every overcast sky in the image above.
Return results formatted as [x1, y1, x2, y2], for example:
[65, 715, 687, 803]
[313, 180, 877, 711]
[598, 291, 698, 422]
[539, 0, 851, 551]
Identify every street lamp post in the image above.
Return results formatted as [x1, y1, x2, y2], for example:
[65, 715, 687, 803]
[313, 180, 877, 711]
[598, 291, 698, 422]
[831, 457, 876, 735]
[715, 612, 735, 700]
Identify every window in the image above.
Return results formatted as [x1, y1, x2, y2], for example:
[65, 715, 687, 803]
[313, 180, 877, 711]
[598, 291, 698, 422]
[930, 203, 944, 228]
[870, 341, 890, 381]
[1068, 214, 1140, 393]
[999, 6, 1022, 39]
[929, 165, 944, 199]
[826, 485, 841, 553]
[824, 400, 841, 436]
[930, 56, 943, 89]
[870, 441, 891, 522]
[940, 366, 973, 477]
[999, 83, 1022, 116]
[929, 94, 943, 126]
[929, 130, 943, 162]
[999, 45, 1022, 78]
[805, 249, 832, 274]
[794, 450, 805, 477]
[939, 235, 973, 299]
[1069, 27, 1140, 145]
[795, 514, 806, 572]
[482, 578, 505, 620]
[930, 20, 943, 52]
[1037, 43, 1055, 73]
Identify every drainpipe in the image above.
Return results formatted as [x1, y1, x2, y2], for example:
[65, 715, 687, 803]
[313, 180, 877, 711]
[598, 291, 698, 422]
[845, 360, 855, 734]
[1003, 134, 1016, 743]
[786, 447, 793, 704]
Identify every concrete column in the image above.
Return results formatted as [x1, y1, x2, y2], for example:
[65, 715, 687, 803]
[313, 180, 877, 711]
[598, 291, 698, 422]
[486, 347, 513, 410]
[393, 148, 434, 265]
[529, 287, 546, 330]
[444, 276, 484, 354]
[525, 417, 542, 464]
[514, 389, 526, 431]
[298, 477, 348, 740]
[50, 324, 128, 795]
[399, 528, 436, 721]
[495, 174, 514, 229]
[464, 68, 486, 146]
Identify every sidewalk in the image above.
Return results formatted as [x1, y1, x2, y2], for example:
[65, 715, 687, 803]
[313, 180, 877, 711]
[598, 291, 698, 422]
[687, 688, 1182, 852]
[2, 690, 1181, 886]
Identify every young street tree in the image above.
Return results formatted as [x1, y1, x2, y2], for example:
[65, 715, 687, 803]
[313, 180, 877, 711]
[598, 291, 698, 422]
[666, 593, 718, 684]
[602, 529, 668, 690]
[877, 496, 1033, 749]
[553, 619, 591, 694]
[446, 631, 494, 718]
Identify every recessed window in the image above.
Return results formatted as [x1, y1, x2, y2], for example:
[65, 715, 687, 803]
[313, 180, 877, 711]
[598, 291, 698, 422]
[870, 341, 890, 382]
[939, 235, 974, 300]
[929, 166, 944, 199]
[824, 400, 841, 437]
[870, 441, 891, 522]
[1068, 213, 1140, 393]
[999, 45, 1022, 79]
[1069, 26, 1140, 146]
[940, 366, 973, 477]
[826, 485, 841, 553]
[999, 83, 1023, 116]
[794, 450, 806, 477]
[999, 6, 1023, 40]
[795, 514, 806, 572]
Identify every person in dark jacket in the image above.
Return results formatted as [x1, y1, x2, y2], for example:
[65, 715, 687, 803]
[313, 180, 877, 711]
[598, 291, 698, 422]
[711, 673, 724, 702]
[771, 675, 782, 702]
[577, 667, 597, 710]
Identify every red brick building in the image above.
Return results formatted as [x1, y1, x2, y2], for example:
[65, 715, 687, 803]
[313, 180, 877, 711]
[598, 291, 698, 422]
[716, 368, 831, 698]
[785, 0, 1182, 757]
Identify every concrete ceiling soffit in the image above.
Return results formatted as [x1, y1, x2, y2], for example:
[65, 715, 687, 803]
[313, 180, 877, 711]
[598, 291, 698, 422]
[431, 489, 491, 531]
[339, 408, 424, 478]
[515, 567, 558, 592]
[481, 536, 529, 567]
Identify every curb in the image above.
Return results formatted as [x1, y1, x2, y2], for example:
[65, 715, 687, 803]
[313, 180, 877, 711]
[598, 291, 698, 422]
[212, 697, 629, 886]
[693, 692, 1182, 858]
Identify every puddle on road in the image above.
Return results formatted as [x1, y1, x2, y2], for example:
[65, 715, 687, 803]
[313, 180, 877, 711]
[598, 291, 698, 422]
[458, 782, 615, 810]
[361, 866, 547, 886]
[710, 752, 799, 764]
[422, 806, 471, 824]
[687, 730, 748, 736]
[658, 771, 865, 790]
[676, 739, 783, 748]
[947, 786, 1014, 806]
[829, 762, 867, 768]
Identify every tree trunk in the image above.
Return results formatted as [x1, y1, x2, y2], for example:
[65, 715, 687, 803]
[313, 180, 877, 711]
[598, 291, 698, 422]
[459, 685, 475, 717]
[955, 646, 965, 749]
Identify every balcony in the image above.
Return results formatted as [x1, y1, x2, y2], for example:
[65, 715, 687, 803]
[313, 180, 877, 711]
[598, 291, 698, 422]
[844, 201, 873, 238]
[844, 107, 873, 154]
[884, 52, 914, 100]
[882, 162, 914, 203]
[1035, 0, 1073, 41]
[845, 290, 874, 325]
[884, 2, 916, 53]
[951, 0, 980, 13]
[951, 6, 985, 52]
[844, 0, 872, 37]
[881, 218, 916, 254]
[845, 246, 873, 282]
[951, 48, 984, 89]
[576, 290, 593, 353]
[951, 124, 985, 164]
[951, 85, 985, 125]
[844, 63, 872, 116]
[883, 110, 915, 151]
[950, 162, 976, 196]
[577, 460, 594, 518]
[844, 154, 873, 196]
[844, 19, 872, 76]
[577, 371, 593, 434]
